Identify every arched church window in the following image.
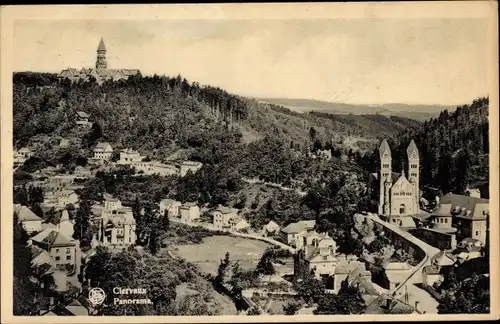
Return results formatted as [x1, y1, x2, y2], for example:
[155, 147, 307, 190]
[400, 191, 405, 195]
[399, 204, 405, 214]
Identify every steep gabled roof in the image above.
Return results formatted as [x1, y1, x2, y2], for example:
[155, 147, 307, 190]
[264, 220, 280, 231]
[431, 203, 453, 217]
[406, 139, 419, 158]
[14, 204, 42, 222]
[216, 206, 233, 214]
[31, 229, 75, 248]
[379, 139, 391, 159]
[97, 37, 106, 52]
[76, 111, 89, 118]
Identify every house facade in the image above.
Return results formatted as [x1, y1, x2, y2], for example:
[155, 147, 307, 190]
[30, 229, 78, 270]
[232, 218, 250, 232]
[213, 206, 238, 230]
[98, 198, 137, 247]
[14, 147, 33, 165]
[180, 161, 203, 177]
[294, 232, 338, 279]
[118, 149, 143, 164]
[280, 220, 316, 248]
[92, 142, 113, 162]
[428, 203, 454, 230]
[441, 193, 489, 245]
[75, 111, 90, 127]
[263, 221, 280, 236]
[43, 190, 79, 209]
[180, 202, 201, 224]
[159, 199, 182, 217]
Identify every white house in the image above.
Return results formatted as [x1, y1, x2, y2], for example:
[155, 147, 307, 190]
[75, 111, 90, 126]
[263, 220, 280, 236]
[159, 199, 182, 218]
[118, 149, 143, 164]
[180, 202, 201, 224]
[180, 161, 203, 177]
[92, 142, 113, 162]
[43, 190, 79, 209]
[14, 204, 43, 235]
[232, 218, 251, 232]
[213, 206, 238, 230]
[280, 220, 316, 248]
[14, 147, 33, 165]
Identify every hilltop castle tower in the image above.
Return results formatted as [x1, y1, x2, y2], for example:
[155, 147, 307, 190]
[58, 38, 141, 85]
[96, 37, 107, 71]
[378, 139, 420, 226]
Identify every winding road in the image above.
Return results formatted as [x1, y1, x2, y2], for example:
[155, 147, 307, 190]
[364, 213, 440, 314]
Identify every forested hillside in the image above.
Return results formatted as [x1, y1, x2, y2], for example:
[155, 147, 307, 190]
[364, 97, 490, 198]
[13, 72, 420, 156]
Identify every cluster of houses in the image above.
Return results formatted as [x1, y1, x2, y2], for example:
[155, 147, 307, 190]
[283, 219, 379, 295]
[14, 204, 82, 296]
[89, 142, 203, 178]
[212, 206, 250, 232]
[420, 192, 489, 246]
[14, 147, 33, 166]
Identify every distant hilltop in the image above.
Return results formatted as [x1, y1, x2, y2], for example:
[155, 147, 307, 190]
[57, 37, 141, 85]
[257, 98, 457, 121]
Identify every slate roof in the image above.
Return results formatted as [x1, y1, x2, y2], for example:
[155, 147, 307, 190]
[431, 203, 453, 217]
[14, 204, 42, 222]
[440, 193, 489, 220]
[281, 222, 307, 234]
[406, 139, 419, 156]
[264, 221, 280, 231]
[181, 202, 198, 208]
[216, 206, 233, 214]
[76, 111, 89, 118]
[94, 142, 112, 152]
[31, 229, 75, 248]
[379, 139, 391, 158]
[97, 37, 106, 51]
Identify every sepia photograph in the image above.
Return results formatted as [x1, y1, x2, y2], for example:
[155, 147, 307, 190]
[1, 2, 498, 323]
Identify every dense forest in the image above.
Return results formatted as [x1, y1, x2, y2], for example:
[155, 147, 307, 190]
[382, 97, 490, 198]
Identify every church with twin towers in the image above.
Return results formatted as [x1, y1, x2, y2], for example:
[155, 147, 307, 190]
[375, 139, 420, 227]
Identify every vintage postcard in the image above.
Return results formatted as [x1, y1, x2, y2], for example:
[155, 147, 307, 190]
[1, 2, 498, 323]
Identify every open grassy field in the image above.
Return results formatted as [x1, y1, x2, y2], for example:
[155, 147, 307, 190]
[175, 235, 271, 275]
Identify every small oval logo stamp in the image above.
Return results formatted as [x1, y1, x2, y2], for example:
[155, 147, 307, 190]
[88, 287, 106, 306]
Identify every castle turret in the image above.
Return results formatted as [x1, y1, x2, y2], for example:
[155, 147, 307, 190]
[407, 139, 420, 213]
[96, 37, 107, 71]
[379, 139, 392, 215]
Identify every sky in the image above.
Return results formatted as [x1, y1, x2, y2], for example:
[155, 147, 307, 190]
[13, 18, 491, 105]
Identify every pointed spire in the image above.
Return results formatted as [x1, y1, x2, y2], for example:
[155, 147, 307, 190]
[407, 139, 418, 157]
[401, 159, 405, 177]
[97, 37, 106, 52]
[379, 139, 391, 159]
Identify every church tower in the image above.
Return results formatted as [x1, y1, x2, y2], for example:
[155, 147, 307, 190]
[379, 139, 392, 215]
[96, 37, 107, 71]
[407, 139, 420, 213]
